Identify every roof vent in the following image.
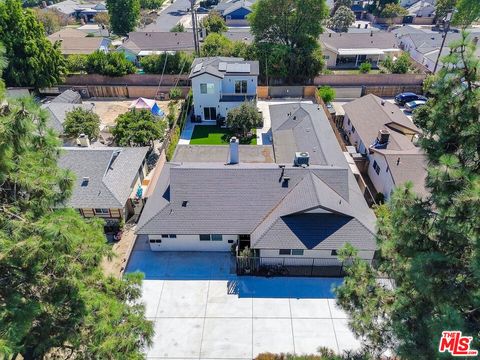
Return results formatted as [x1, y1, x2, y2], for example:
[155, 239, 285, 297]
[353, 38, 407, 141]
[294, 152, 310, 167]
[381, 100, 386, 106]
[396, 157, 401, 165]
[182, 200, 188, 207]
[81, 177, 89, 186]
[282, 176, 290, 187]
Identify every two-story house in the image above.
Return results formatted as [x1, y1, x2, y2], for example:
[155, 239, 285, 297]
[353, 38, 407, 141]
[189, 57, 259, 121]
[342, 94, 428, 199]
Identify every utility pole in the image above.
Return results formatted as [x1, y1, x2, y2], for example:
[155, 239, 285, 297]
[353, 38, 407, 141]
[190, 0, 199, 55]
[433, 11, 453, 73]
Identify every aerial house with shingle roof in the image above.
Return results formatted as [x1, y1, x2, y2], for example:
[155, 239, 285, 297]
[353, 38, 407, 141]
[136, 103, 376, 265]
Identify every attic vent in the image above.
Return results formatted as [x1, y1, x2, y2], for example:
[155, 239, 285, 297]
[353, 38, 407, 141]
[193, 63, 202, 73]
[218, 62, 227, 71]
[81, 177, 90, 186]
[182, 201, 188, 207]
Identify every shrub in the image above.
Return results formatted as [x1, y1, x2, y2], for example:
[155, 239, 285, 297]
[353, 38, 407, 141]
[169, 87, 183, 100]
[317, 85, 336, 103]
[166, 101, 177, 128]
[166, 126, 180, 161]
[112, 109, 167, 146]
[140, 51, 193, 74]
[359, 62, 372, 73]
[66, 54, 88, 73]
[85, 51, 136, 77]
[140, 0, 164, 9]
[170, 23, 185, 32]
[63, 107, 100, 139]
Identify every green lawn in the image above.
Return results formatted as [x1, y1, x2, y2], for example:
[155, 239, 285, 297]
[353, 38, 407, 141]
[190, 125, 257, 145]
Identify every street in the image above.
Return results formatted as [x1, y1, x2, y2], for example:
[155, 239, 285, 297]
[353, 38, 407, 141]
[142, 0, 192, 32]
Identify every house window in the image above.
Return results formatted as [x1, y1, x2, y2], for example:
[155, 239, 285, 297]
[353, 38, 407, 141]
[323, 55, 330, 60]
[94, 208, 109, 215]
[199, 234, 210, 241]
[234, 80, 248, 94]
[155, 239, 162, 243]
[200, 83, 214, 94]
[199, 234, 223, 241]
[373, 160, 381, 175]
[161, 234, 169, 238]
[169, 234, 177, 238]
[211, 234, 222, 241]
[292, 249, 304, 256]
[279, 249, 291, 255]
[331, 250, 338, 256]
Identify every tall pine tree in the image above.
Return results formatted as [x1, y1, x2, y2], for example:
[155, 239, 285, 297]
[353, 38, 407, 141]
[0, 60, 153, 358]
[335, 32, 480, 359]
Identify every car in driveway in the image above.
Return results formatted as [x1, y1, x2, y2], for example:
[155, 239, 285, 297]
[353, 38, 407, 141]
[394, 92, 427, 106]
[196, 6, 209, 13]
[404, 100, 426, 113]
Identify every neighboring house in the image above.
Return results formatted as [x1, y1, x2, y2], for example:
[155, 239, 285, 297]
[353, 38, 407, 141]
[189, 57, 259, 121]
[50, 89, 83, 104]
[77, 24, 110, 37]
[319, 32, 400, 68]
[58, 147, 149, 223]
[137, 103, 376, 264]
[222, 30, 254, 44]
[215, 0, 256, 26]
[48, 29, 111, 55]
[393, 28, 480, 72]
[47, 0, 107, 22]
[342, 94, 427, 198]
[117, 32, 195, 63]
[42, 103, 95, 135]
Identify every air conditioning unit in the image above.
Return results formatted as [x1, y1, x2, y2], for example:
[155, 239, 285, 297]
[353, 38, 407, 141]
[76, 134, 90, 147]
[294, 152, 310, 167]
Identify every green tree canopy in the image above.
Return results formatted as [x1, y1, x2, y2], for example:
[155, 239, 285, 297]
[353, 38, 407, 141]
[452, 0, 480, 27]
[170, 23, 185, 32]
[113, 109, 167, 146]
[66, 54, 88, 74]
[0, 0, 65, 88]
[140, 0, 164, 9]
[380, 2, 408, 18]
[200, 11, 227, 34]
[332, 0, 353, 14]
[140, 51, 193, 74]
[106, 0, 140, 35]
[63, 107, 101, 139]
[226, 102, 262, 137]
[34, 8, 65, 35]
[382, 52, 411, 73]
[0, 91, 153, 358]
[249, 0, 328, 83]
[435, 0, 456, 21]
[86, 51, 136, 76]
[329, 5, 356, 32]
[335, 32, 480, 359]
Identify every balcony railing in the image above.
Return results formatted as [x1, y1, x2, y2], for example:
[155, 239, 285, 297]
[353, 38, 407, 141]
[219, 93, 257, 102]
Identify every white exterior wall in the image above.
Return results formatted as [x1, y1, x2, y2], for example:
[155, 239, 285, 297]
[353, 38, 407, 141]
[149, 234, 237, 252]
[367, 152, 395, 198]
[221, 75, 257, 95]
[191, 73, 222, 121]
[343, 114, 368, 154]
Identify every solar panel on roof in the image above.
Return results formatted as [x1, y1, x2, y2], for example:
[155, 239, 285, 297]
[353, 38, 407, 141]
[218, 62, 227, 71]
[226, 63, 250, 73]
[193, 63, 202, 73]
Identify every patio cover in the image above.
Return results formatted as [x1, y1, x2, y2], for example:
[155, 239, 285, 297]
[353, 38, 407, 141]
[130, 97, 164, 116]
[338, 48, 386, 56]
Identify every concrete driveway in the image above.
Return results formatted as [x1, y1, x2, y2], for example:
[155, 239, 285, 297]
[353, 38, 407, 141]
[126, 238, 361, 359]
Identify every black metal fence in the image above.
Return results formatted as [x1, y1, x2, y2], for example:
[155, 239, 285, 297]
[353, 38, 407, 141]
[236, 256, 355, 277]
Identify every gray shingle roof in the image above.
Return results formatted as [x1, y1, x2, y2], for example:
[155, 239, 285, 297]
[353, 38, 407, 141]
[343, 94, 420, 151]
[58, 147, 148, 209]
[189, 57, 260, 79]
[319, 32, 399, 52]
[42, 103, 95, 134]
[121, 32, 195, 54]
[51, 90, 82, 104]
[269, 103, 348, 167]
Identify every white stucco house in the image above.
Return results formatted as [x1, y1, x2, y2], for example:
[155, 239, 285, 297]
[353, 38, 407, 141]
[189, 57, 259, 121]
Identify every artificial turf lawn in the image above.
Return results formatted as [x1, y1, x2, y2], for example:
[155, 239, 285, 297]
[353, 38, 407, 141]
[189, 125, 257, 145]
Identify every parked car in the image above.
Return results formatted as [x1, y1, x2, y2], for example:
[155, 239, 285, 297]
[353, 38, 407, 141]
[394, 92, 427, 106]
[196, 6, 209, 13]
[404, 100, 427, 113]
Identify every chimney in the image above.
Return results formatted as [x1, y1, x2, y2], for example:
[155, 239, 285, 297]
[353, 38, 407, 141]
[228, 137, 239, 164]
[377, 129, 390, 145]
